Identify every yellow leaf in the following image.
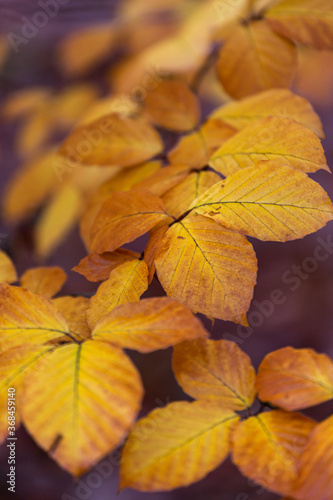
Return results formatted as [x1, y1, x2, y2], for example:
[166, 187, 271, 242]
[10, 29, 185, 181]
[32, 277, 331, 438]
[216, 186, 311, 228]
[154, 215, 257, 323]
[163, 170, 221, 218]
[232, 410, 316, 496]
[266, 0, 333, 50]
[52, 296, 91, 341]
[0, 284, 71, 353]
[217, 20, 297, 99]
[57, 23, 118, 77]
[86, 260, 149, 330]
[73, 249, 140, 282]
[120, 400, 239, 491]
[0, 345, 53, 444]
[79, 95, 139, 125]
[256, 347, 333, 410]
[2, 147, 59, 223]
[173, 338, 256, 410]
[92, 297, 208, 353]
[89, 189, 172, 254]
[20, 267, 66, 298]
[34, 184, 82, 259]
[0, 251, 17, 284]
[209, 88, 325, 139]
[168, 131, 210, 169]
[21, 340, 143, 476]
[79, 161, 161, 250]
[59, 115, 163, 167]
[294, 414, 333, 500]
[209, 117, 328, 176]
[192, 162, 333, 241]
[144, 79, 200, 131]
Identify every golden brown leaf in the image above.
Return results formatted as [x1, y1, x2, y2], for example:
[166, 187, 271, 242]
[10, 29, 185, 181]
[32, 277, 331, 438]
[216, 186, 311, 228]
[294, 414, 333, 500]
[144, 224, 170, 284]
[209, 117, 329, 176]
[21, 340, 143, 476]
[89, 189, 172, 254]
[232, 410, 316, 496]
[120, 400, 238, 491]
[59, 115, 163, 167]
[168, 131, 210, 169]
[266, 0, 333, 50]
[163, 170, 221, 218]
[86, 260, 149, 330]
[134, 165, 191, 197]
[92, 297, 208, 353]
[209, 88, 325, 138]
[0, 284, 71, 353]
[192, 162, 333, 241]
[154, 215, 257, 323]
[144, 79, 200, 131]
[0, 251, 17, 284]
[20, 267, 66, 298]
[73, 249, 140, 282]
[256, 347, 333, 410]
[173, 338, 256, 410]
[217, 20, 297, 99]
[52, 296, 91, 341]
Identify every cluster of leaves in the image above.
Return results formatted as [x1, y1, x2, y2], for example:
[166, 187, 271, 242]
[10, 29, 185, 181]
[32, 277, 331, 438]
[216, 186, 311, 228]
[1, 0, 333, 498]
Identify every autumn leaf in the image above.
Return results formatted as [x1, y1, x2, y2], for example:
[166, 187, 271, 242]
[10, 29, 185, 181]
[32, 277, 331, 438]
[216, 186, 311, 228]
[52, 296, 91, 341]
[144, 224, 170, 284]
[92, 297, 208, 352]
[57, 23, 119, 77]
[20, 267, 67, 298]
[163, 170, 222, 219]
[134, 165, 191, 197]
[191, 162, 333, 241]
[232, 410, 316, 496]
[120, 400, 239, 491]
[0, 284, 72, 353]
[168, 131, 210, 169]
[59, 115, 163, 167]
[217, 19, 297, 99]
[208, 88, 325, 138]
[294, 414, 333, 500]
[154, 215, 257, 323]
[144, 79, 200, 131]
[21, 340, 143, 476]
[89, 189, 172, 254]
[209, 117, 329, 176]
[73, 249, 141, 282]
[256, 347, 333, 410]
[266, 0, 333, 51]
[0, 251, 17, 284]
[173, 338, 256, 410]
[86, 260, 149, 329]
[2, 87, 51, 121]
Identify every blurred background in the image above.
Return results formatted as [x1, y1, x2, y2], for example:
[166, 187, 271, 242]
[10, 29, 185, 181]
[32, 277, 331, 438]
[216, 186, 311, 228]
[1, 0, 333, 499]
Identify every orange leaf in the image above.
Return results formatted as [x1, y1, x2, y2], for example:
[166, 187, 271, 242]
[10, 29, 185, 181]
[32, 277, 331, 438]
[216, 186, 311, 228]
[144, 224, 170, 284]
[168, 131, 210, 170]
[232, 410, 316, 496]
[209, 117, 329, 176]
[217, 20, 297, 99]
[86, 260, 149, 330]
[120, 400, 238, 491]
[73, 249, 140, 282]
[89, 189, 172, 254]
[256, 347, 333, 410]
[92, 297, 208, 353]
[173, 338, 256, 410]
[209, 88, 325, 139]
[52, 296, 91, 341]
[134, 165, 191, 197]
[0, 251, 17, 284]
[59, 115, 163, 167]
[266, 0, 333, 51]
[0, 284, 71, 353]
[20, 267, 66, 298]
[144, 79, 200, 132]
[294, 414, 333, 500]
[154, 215, 257, 323]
